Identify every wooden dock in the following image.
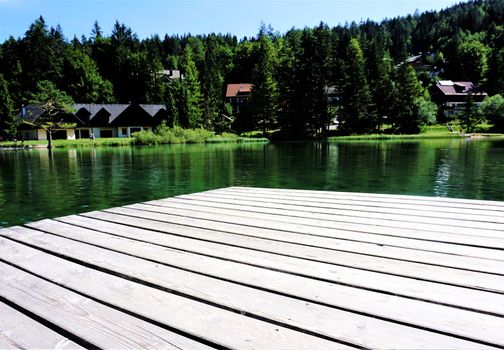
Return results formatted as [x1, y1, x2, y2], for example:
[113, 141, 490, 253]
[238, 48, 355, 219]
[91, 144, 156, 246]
[1, 186, 504, 349]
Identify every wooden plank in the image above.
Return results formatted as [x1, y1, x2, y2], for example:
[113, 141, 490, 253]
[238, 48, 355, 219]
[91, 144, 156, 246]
[215, 187, 504, 217]
[112, 204, 504, 276]
[0, 267, 213, 350]
[133, 201, 504, 265]
[189, 190, 504, 223]
[78, 210, 504, 293]
[107, 204, 504, 274]
[155, 197, 504, 235]
[228, 186, 504, 208]
[136, 201, 504, 250]
[57, 214, 504, 314]
[118, 203, 504, 255]
[135, 199, 504, 261]
[11, 222, 504, 346]
[0, 236, 349, 350]
[0, 302, 83, 350]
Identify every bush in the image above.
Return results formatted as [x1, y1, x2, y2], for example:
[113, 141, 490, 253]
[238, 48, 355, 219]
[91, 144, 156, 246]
[480, 94, 504, 132]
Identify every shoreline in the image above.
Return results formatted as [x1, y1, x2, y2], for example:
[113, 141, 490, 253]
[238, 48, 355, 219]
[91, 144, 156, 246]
[2, 132, 504, 150]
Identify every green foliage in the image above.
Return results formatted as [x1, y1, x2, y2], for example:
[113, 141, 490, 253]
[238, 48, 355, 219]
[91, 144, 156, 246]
[249, 34, 279, 135]
[416, 97, 438, 125]
[132, 121, 261, 145]
[455, 37, 489, 85]
[30, 80, 75, 148]
[480, 94, 504, 131]
[459, 92, 483, 133]
[390, 65, 429, 133]
[3, 1, 504, 138]
[340, 38, 374, 134]
[0, 73, 15, 137]
[179, 46, 203, 128]
[63, 47, 113, 102]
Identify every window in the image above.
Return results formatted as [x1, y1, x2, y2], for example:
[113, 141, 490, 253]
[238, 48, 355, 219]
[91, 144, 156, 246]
[80, 129, 90, 139]
[130, 127, 142, 135]
[122, 128, 128, 136]
[100, 130, 113, 138]
[51, 130, 68, 140]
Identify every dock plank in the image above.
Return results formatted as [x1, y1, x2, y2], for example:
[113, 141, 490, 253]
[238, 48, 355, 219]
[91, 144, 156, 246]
[8, 222, 504, 347]
[213, 188, 504, 216]
[153, 197, 504, 236]
[93, 207, 504, 292]
[2, 186, 504, 349]
[0, 302, 82, 350]
[0, 263, 213, 350]
[136, 200, 504, 246]
[181, 191, 504, 224]
[120, 203, 504, 273]
[0, 236, 348, 350]
[228, 186, 504, 209]
[54, 214, 504, 315]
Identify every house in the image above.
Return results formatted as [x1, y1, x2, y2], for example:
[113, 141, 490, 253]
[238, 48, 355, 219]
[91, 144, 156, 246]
[158, 69, 182, 81]
[16, 103, 169, 140]
[431, 80, 487, 118]
[226, 83, 252, 113]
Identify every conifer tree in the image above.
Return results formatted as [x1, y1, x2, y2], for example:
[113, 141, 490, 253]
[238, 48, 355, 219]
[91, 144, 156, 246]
[390, 64, 429, 133]
[249, 33, 279, 135]
[0, 74, 15, 137]
[340, 38, 374, 134]
[179, 46, 203, 128]
[201, 35, 224, 130]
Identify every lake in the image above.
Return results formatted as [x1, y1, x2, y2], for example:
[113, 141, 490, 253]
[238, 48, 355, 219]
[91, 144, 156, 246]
[1, 138, 504, 228]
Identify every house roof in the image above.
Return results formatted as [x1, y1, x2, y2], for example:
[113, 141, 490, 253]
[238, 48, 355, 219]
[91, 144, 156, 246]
[139, 104, 167, 117]
[17, 103, 169, 127]
[226, 83, 252, 98]
[435, 80, 486, 96]
[17, 105, 45, 123]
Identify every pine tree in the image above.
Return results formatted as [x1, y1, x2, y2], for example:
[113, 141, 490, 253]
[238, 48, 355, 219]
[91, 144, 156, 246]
[340, 38, 374, 134]
[391, 64, 429, 133]
[63, 47, 113, 103]
[179, 46, 203, 128]
[0, 74, 15, 137]
[365, 32, 394, 131]
[201, 35, 225, 130]
[249, 33, 279, 135]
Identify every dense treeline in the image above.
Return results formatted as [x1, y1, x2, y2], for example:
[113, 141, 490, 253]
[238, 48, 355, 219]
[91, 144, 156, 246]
[2, 0, 504, 138]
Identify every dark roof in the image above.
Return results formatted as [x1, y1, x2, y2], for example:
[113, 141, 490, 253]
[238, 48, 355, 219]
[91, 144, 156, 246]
[17, 103, 169, 127]
[435, 81, 486, 96]
[226, 83, 252, 97]
[16, 105, 45, 123]
[139, 104, 167, 117]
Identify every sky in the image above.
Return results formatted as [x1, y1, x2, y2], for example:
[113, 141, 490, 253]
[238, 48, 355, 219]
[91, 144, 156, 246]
[0, 0, 465, 42]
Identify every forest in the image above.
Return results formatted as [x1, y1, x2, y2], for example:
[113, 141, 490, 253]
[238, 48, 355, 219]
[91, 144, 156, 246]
[2, 0, 504, 138]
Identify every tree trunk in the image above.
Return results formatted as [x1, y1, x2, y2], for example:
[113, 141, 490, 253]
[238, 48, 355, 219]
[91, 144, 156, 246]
[47, 130, 53, 149]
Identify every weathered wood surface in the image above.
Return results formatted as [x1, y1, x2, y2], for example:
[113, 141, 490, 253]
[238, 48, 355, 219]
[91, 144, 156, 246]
[1, 186, 503, 349]
[0, 302, 82, 350]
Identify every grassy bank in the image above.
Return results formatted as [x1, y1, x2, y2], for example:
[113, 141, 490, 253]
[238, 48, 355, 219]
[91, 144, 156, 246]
[328, 124, 504, 141]
[0, 137, 134, 148]
[132, 125, 268, 145]
[0, 128, 268, 149]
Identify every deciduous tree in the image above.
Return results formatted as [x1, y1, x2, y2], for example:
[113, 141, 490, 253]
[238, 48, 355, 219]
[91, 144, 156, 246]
[29, 80, 75, 149]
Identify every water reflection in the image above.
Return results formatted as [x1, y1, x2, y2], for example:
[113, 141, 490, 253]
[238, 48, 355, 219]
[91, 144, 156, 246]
[1, 139, 503, 227]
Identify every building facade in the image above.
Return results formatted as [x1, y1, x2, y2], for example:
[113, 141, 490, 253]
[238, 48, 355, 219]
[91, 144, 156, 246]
[17, 103, 169, 140]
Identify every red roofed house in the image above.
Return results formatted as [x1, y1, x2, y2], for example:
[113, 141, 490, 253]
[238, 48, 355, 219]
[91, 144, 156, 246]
[432, 80, 487, 118]
[226, 83, 252, 113]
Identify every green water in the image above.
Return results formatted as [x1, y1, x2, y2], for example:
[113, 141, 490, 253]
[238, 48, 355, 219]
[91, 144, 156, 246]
[1, 138, 504, 227]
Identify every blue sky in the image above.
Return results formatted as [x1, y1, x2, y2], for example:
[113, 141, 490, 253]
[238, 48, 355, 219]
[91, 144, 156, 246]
[0, 0, 464, 41]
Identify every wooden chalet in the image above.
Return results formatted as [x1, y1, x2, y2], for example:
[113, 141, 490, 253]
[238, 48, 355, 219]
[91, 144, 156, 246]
[16, 103, 169, 140]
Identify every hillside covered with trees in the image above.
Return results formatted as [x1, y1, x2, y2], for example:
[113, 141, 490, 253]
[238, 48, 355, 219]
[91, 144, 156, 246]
[2, 0, 504, 138]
